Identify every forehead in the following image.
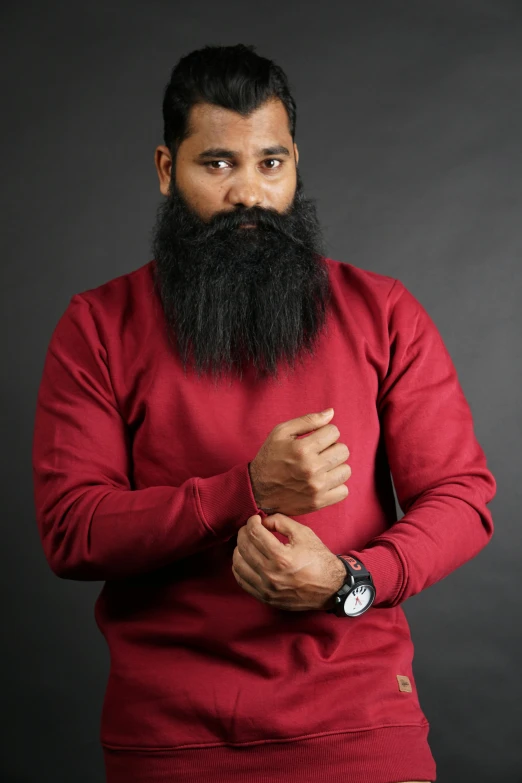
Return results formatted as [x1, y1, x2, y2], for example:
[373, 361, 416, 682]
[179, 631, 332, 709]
[184, 98, 292, 151]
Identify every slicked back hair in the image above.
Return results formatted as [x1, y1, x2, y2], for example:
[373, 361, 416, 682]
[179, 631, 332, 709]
[161, 43, 297, 159]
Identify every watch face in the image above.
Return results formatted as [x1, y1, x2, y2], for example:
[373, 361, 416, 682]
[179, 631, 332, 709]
[343, 584, 375, 616]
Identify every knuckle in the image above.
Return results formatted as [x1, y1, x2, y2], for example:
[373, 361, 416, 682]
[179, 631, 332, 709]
[293, 441, 308, 459]
[261, 587, 273, 602]
[276, 554, 291, 571]
[266, 577, 278, 593]
[310, 491, 323, 510]
[331, 452, 342, 468]
[308, 476, 322, 494]
[300, 462, 315, 480]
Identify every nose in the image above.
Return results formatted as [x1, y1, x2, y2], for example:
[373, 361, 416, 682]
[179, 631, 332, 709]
[226, 170, 264, 210]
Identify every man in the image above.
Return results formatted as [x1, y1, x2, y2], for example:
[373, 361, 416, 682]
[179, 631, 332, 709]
[32, 44, 496, 783]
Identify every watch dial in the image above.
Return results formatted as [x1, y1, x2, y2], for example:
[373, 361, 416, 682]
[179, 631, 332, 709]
[343, 585, 374, 616]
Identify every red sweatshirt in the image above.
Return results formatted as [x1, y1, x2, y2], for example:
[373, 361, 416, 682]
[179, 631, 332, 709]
[32, 257, 496, 783]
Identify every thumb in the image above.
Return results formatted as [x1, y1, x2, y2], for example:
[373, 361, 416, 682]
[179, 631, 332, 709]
[261, 513, 301, 542]
[285, 408, 334, 436]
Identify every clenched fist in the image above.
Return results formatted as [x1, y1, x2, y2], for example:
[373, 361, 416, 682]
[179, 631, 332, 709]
[248, 408, 351, 516]
[232, 512, 346, 612]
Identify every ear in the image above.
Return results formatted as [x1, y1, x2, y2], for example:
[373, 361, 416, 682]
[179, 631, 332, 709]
[293, 142, 299, 167]
[154, 145, 172, 196]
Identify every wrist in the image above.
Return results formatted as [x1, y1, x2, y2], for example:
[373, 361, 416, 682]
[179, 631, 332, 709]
[247, 461, 262, 503]
[323, 556, 347, 611]
[248, 461, 277, 513]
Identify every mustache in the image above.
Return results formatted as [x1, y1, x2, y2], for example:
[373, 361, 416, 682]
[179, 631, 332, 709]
[174, 199, 315, 250]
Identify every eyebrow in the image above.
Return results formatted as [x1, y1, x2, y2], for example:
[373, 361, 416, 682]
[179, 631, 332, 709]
[196, 145, 291, 161]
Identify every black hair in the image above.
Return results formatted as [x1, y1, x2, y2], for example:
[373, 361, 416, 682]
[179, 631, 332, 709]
[161, 43, 297, 158]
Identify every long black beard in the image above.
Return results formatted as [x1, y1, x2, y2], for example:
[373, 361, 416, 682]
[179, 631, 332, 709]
[150, 169, 332, 384]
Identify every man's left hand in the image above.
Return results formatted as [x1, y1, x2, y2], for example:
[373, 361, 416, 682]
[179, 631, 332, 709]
[232, 513, 346, 611]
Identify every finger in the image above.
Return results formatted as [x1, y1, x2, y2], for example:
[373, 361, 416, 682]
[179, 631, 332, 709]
[232, 547, 266, 596]
[233, 568, 264, 602]
[232, 559, 265, 602]
[246, 515, 285, 560]
[236, 532, 269, 575]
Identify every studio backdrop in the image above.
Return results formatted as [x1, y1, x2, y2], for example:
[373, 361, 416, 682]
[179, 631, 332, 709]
[2, 1, 520, 781]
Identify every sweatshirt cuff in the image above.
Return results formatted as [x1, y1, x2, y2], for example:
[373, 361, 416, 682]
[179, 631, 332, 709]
[195, 461, 266, 539]
[344, 541, 406, 607]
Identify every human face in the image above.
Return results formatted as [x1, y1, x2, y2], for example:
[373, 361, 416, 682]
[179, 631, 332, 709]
[154, 98, 299, 221]
[151, 99, 331, 383]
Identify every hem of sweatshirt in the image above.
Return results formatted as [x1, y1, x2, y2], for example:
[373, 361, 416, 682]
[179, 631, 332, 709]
[102, 722, 436, 783]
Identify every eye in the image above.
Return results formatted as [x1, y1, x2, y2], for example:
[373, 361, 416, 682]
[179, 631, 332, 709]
[203, 158, 284, 172]
[204, 160, 230, 170]
[263, 158, 284, 170]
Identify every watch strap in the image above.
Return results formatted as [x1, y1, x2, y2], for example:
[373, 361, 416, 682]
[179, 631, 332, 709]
[337, 554, 372, 581]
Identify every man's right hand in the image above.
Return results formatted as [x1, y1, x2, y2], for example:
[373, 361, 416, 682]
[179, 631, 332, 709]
[248, 409, 351, 516]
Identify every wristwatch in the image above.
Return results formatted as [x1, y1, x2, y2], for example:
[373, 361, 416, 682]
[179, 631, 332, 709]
[326, 555, 376, 617]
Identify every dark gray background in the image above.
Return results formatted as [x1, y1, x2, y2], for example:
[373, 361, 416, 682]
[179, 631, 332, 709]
[2, 1, 520, 781]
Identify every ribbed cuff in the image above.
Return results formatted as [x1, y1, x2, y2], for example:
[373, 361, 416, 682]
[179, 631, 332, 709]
[344, 540, 406, 607]
[195, 461, 266, 539]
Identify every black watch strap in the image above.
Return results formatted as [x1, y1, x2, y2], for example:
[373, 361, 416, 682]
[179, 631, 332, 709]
[337, 555, 371, 581]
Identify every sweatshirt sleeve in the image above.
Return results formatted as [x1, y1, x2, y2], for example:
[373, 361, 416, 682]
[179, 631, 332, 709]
[344, 279, 496, 608]
[31, 294, 264, 582]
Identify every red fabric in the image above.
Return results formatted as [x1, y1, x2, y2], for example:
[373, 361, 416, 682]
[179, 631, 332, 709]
[32, 257, 496, 782]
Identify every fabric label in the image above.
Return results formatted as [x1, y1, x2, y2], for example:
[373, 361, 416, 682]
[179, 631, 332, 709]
[396, 674, 412, 693]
